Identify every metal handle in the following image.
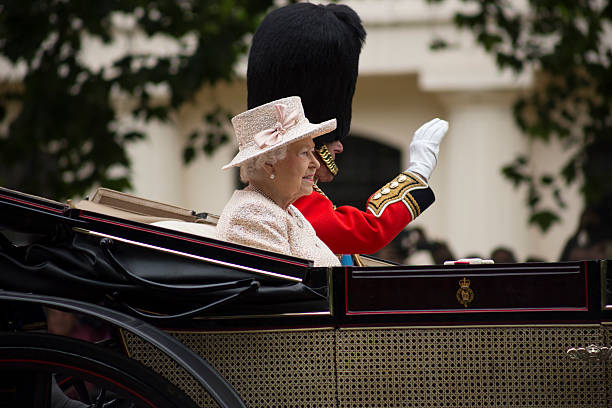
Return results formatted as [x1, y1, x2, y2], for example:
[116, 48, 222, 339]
[567, 344, 612, 361]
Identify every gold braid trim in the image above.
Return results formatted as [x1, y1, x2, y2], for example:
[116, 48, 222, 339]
[316, 145, 339, 176]
[352, 253, 366, 267]
[367, 171, 428, 218]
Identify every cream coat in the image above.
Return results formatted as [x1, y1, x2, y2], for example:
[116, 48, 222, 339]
[216, 189, 340, 267]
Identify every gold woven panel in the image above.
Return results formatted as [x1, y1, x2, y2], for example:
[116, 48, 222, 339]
[336, 326, 607, 408]
[604, 324, 612, 406]
[122, 328, 337, 408]
[121, 330, 218, 407]
[123, 325, 610, 407]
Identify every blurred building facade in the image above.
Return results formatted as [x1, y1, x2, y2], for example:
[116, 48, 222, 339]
[1, 0, 583, 262]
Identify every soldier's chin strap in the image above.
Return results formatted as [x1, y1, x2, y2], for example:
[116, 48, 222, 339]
[316, 145, 339, 176]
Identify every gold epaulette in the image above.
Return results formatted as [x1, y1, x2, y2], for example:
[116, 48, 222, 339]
[367, 171, 429, 218]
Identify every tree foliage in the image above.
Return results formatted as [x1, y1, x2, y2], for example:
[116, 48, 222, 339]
[428, 0, 612, 231]
[0, 0, 277, 199]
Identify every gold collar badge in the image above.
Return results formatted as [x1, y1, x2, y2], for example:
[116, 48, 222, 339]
[317, 145, 339, 176]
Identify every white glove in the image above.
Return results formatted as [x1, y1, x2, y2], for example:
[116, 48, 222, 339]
[405, 118, 448, 182]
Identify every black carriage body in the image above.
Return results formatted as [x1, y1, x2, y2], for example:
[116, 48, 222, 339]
[1, 187, 611, 408]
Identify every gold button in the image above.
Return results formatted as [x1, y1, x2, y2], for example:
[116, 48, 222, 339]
[397, 175, 407, 182]
[373, 193, 382, 200]
[390, 181, 399, 189]
[381, 187, 391, 195]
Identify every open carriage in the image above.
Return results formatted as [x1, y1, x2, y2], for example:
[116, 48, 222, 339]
[1, 186, 611, 407]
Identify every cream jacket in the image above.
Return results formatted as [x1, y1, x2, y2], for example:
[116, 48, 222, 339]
[216, 189, 340, 267]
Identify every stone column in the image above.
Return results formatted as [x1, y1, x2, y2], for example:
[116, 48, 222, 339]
[126, 119, 186, 206]
[432, 91, 531, 260]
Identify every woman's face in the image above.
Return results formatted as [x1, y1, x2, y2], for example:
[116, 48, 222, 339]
[272, 137, 320, 206]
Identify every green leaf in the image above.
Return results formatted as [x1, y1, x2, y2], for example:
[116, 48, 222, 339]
[123, 131, 144, 141]
[189, 131, 199, 141]
[183, 145, 196, 164]
[516, 155, 528, 166]
[529, 210, 561, 232]
[496, 52, 523, 72]
[527, 186, 540, 207]
[0, 0, 275, 199]
[540, 174, 554, 185]
[430, 38, 449, 51]
[553, 188, 566, 209]
[561, 158, 577, 184]
[501, 164, 527, 188]
[477, 32, 502, 52]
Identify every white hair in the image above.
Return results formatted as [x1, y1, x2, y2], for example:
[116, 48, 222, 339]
[239, 146, 288, 183]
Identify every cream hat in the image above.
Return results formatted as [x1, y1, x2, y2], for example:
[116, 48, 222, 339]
[222, 96, 336, 169]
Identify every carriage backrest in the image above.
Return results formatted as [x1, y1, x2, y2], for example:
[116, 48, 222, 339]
[75, 188, 219, 239]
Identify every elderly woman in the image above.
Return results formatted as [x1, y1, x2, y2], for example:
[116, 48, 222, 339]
[217, 96, 341, 267]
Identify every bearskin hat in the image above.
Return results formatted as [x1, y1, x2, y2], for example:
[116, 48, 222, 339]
[247, 3, 366, 147]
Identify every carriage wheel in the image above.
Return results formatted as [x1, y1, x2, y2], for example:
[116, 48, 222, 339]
[0, 332, 200, 408]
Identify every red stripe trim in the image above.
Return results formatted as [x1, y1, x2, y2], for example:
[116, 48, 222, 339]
[345, 267, 349, 315]
[56, 375, 72, 386]
[346, 307, 588, 315]
[0, 358, 158, 407]
[345, 264, 589, 315]
[78, 213, 308, 267]
[0, 193, 64, 213]
[583, 260, 589, 310]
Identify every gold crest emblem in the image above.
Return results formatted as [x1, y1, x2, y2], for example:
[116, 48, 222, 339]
[456, 277, 474, 307]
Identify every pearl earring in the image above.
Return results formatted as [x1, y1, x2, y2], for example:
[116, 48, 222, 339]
[270, 174, 275, 180]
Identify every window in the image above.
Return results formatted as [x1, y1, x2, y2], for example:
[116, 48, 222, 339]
[325, 134, 401, 209]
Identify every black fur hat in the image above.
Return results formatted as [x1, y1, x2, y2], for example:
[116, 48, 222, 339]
[247, 3, 366, 148]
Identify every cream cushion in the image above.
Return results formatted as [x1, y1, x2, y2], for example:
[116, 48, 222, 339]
[150, 220, 218, 239]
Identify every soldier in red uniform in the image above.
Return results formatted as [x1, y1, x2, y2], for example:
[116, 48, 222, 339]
[247, 3, 448, 260]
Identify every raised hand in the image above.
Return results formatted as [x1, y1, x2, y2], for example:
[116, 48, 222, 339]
[406, 118, 448, 181]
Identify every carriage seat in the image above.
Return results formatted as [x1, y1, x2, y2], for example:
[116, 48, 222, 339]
[149, 220, 218, 239]
[74, 188, 219, 239]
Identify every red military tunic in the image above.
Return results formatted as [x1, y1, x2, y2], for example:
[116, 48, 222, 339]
[293, 171, 435, 255]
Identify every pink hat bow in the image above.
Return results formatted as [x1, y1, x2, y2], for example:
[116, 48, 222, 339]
[253, 104, 300, 148]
